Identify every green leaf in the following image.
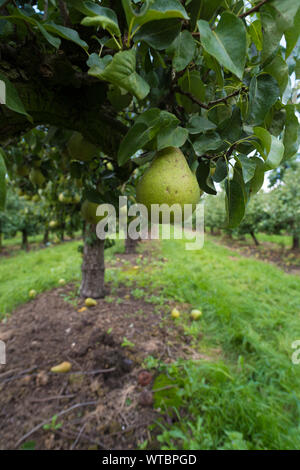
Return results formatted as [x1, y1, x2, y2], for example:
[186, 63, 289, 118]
[254, 127, 284, 170]
[44, 22, 88, 49]
[248, 19, 263, 51]
[260, 5, 285, 62]
[127, 0, 189, 30]
[176, 70, 206, 112]
[167, 31, 196, 72]
[285, 7, 300, 58]
[118, 108, 178, 165]
[264, 55, 288, 96]
[0, 148, 7, 211]
[212, 158, 227, 183]
[197, 12, 247, 80]
[196, 160, 217, 195]
[88, 49, 150, 100]
[193, 132, 222, 155]
[187, 115, 217, 134]
[247, 157, 265, 196]
[70, 0, 121, 36]
[157, 126, 188, 150]
[225, 162, 246, 228]
[271, 0, 300, 29]
[0, 72, 31, 121]
[107, 86, 132, 111]
[133, 18, 181, 50]
[282, 105, 300, 161]
[237, 154, 257, 183]
[187, 0, 223, 29]
[248, 74, 279, 126]
[79, 4, 120, 36]
[0, 9, 61, 48]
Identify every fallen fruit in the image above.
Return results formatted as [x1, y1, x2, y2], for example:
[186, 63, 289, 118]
[190, 309, 202, 320]
[78, 306, 87, 312]
[58, 279, 66, 286]
[138, 370, 152, 386]
[29, 289, 37, 298]
[85, 298, 97, 307]
[50, 361, 72, 373]
[171, 307, 180, 319]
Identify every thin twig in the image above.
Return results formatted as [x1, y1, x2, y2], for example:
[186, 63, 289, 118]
[54, 427, 105, 448]
[43, 0, 48, 21]
[15, 401, 97, 448]
[70, 423, 86, 450]
[173, 86, 246, 110]
[58, 0, 71, 27]
[1, 366, 37, 384]
[30, 394, 76, 403]
[239, 0, 268, 19]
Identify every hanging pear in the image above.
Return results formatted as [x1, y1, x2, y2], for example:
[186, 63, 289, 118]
[67, 131, 98, 162]
[136, 147, 201, 222]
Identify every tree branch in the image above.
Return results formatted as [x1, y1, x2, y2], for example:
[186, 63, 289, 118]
[58, 0, 72, 27]
[239, 0, 269, 19]
[173, 86, 247, 110]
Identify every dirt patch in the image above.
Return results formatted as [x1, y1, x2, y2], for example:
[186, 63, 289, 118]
[0, 251, 196, 450]
[211, 235, 300, 275]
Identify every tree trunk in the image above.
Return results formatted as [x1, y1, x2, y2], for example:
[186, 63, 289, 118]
[0, 231, 2, 252]
[43, 228, 49, 245]
[210, 226, 214, 234]
[292, 235, 299, 251]
[80, 224, 105, 298]
[125, 237, 140, 254]
[21, 230, 29, 251]
[250, 231, 259, 246]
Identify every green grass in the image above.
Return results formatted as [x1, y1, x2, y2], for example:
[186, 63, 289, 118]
[145, 237, 300, 450]
[244, 232, 292, 247]
[0, 239, 123, 317]
[1, 233, 300, 449]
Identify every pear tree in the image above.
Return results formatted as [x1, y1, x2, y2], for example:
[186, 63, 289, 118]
[0, 0, 299, 297]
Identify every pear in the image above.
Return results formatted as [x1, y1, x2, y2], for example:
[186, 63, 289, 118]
[81, 200, 104, 225]
[85, 297, 97, 307]
[67, 131, 98, 162]
[136, 147, 201, 223]
[29, 169, 45, 187]
[51, 361, 72, 373]
[171, 307, 180, 319]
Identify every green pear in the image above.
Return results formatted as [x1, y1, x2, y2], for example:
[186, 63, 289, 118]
[81, 200, 104, 225]
[29, 169, 45, 187]
[67, 132, 98, 162]
[136, 147, 201, 222]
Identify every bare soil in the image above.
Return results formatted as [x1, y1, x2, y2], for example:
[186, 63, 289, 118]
[0, 249, 195, 450]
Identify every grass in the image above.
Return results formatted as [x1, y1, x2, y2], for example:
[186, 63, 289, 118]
[1, 231, 300, 449]
[0, 239, 123, 317]
[144, 237, 300, 450]
[243, 232, 292, 248]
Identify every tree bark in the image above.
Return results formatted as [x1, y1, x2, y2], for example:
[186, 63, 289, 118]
[80, 224, 105, 298]
[21, 229, 29, 250]
[292, 235, 299, 251]
[43, 228, 49, 245]
[250, 231, 259, 246]
[125, 237, 140, 254]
